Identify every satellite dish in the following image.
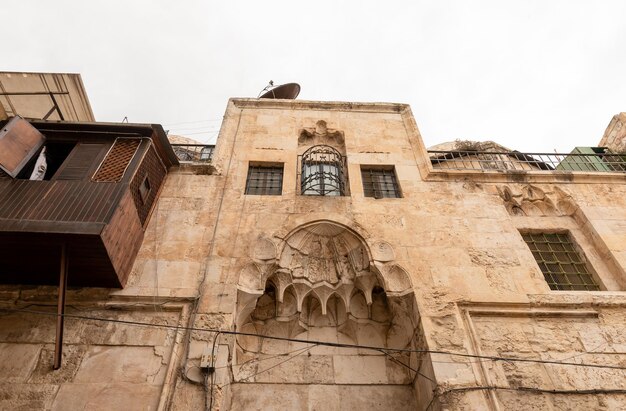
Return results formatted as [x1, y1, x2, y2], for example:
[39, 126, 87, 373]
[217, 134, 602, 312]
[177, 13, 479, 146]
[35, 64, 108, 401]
[258, 82, 301, 99]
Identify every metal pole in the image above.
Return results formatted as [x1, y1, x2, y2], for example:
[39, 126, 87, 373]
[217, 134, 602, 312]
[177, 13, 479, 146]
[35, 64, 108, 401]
[53, 243, 68, 370]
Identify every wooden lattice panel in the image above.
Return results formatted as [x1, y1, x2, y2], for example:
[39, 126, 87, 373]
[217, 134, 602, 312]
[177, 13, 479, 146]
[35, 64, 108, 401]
[93, 138, 140, 182]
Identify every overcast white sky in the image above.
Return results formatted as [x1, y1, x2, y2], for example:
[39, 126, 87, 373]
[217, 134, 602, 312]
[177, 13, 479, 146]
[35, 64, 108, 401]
[4, 1, 625, 151]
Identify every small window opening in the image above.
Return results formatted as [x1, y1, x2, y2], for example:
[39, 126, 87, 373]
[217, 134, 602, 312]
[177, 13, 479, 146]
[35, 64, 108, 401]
[245, 164, 283, 195]
[139, 175, 151, 204]
[361, 166, 401, 198]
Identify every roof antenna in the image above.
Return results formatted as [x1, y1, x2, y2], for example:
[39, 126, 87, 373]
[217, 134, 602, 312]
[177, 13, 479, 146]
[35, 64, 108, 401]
[257, 81, 300, 99]
[122, 116, 128, 123]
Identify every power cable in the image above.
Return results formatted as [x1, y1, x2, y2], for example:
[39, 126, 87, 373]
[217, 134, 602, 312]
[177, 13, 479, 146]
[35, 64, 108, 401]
[1, 307, 625, 372]
[163, 119, 224, 127]
[168, 125, 222, 132]
[376, 348, 435, 383]
[207, 332, 221, 411]
[220, 344, 317, 389]
[170, 130, 220, 136]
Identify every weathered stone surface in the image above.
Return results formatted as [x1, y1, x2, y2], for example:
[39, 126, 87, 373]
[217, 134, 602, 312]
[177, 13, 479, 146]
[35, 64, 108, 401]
[0, 343, 41, 382]
[2, 101, 626, 410]
[51, 383, 161, 411]
[0, 383, 58, 411]
[73, 346, 167, 384]
[229, 383, 417, 411]
[28, 344, 86, 384]
[333, 355, 388, 384]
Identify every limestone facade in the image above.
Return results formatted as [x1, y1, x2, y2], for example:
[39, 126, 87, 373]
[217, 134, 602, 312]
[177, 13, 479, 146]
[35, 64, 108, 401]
[1, 100, 625, 410]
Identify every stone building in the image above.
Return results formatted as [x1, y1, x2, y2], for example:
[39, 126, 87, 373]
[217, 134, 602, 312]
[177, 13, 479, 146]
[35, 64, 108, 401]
[0, 89, 625, 410]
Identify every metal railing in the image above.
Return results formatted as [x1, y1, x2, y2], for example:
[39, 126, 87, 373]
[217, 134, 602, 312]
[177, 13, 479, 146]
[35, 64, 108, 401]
[428, 150, 626, 173]
[171, 144, 215, 163]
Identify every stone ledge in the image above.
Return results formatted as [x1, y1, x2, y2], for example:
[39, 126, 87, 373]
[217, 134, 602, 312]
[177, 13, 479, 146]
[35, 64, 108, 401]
[423, 168, 626, 184]
[231, 98, 409, 114]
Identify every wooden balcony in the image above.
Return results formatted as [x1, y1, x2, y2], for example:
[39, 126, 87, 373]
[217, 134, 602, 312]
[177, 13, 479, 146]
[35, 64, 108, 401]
[0, 118, 178, 288]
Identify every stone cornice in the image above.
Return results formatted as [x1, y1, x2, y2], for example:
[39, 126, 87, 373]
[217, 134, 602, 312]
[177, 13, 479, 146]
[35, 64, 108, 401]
[230, 98, 409, 114]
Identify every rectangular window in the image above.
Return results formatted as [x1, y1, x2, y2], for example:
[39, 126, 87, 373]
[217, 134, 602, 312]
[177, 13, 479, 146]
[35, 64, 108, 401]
[361, 166, 401, 198]
[521, 232, 600, 291]
[245, 164, 283, 195]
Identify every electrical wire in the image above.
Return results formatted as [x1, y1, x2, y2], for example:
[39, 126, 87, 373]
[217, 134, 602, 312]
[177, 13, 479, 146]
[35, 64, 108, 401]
[1, 306, 625, 372]
[207, 332, 221, 411]
[220, 344, 318, 389]
[168, 125, 222, 132]
[170, 130, 219, 136]
[163, 119, 224, 127]
[376, 348, 435, 383]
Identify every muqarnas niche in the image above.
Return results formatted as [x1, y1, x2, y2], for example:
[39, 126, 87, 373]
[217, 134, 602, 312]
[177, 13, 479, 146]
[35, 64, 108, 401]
[235, 222, 424, 386]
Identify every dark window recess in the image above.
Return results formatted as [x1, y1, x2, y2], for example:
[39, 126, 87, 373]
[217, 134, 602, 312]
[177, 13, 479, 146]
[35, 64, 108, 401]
[139, 175, 151, 204]
[245, 165, 283, 195]
[93, 138, 141, 182]
[14, 141, 76, 181]
[361, 167, 401, 198]
[41, 142, 76, 180]
[300, 145, 346, 196]
[522, 232, 600, 291]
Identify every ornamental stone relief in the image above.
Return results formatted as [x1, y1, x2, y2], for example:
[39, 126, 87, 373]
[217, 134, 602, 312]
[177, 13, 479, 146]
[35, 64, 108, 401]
[235, 221, 418, 385]
[497, 184, 577, 217]
[298, 120, 345, 149]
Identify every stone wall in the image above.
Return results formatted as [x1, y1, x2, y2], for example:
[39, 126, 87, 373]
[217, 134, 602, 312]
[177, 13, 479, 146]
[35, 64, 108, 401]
[1, 100, 625, 410]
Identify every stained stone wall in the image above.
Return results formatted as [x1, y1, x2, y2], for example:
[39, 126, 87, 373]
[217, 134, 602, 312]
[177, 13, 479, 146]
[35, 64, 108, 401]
[0, 101, 625, 410]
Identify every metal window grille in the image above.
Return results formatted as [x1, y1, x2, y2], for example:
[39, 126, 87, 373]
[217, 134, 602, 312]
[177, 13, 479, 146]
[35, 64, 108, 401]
[245, 165, 283, 195]
[521, 233, 600, 291]
[300, 145, 345, 196]
[361, 167, 401, 198]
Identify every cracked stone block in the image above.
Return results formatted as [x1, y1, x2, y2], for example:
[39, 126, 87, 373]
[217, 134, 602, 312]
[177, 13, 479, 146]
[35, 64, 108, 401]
[73, 346, 167, 385]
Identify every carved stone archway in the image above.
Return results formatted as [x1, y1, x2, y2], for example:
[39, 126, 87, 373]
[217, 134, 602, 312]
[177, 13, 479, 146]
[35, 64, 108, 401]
[233, 221, 425, 409]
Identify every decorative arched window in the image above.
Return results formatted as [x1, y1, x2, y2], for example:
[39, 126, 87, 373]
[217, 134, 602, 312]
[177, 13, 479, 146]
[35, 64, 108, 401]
[299, 145, 346, 196]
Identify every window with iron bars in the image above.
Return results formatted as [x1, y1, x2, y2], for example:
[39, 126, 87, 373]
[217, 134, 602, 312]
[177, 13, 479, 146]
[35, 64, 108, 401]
[300, 145, 346, 196]
[361, 166, 401, 198]
[245, 164, 283, 195]
[521, 232, 600, 291]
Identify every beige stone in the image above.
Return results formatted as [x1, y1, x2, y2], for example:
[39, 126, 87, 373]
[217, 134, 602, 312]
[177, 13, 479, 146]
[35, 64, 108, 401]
[3, 99, 626, 410]
[0, 343, 41, 382]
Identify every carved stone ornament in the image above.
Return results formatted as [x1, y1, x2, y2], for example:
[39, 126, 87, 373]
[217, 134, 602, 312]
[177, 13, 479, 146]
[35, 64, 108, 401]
[252, 237, 276, 261]
[298, 120, 345, 146]
[235, 221, 417, 384]
[371, 241, 395, 262]
[497, 184, 577, 217]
